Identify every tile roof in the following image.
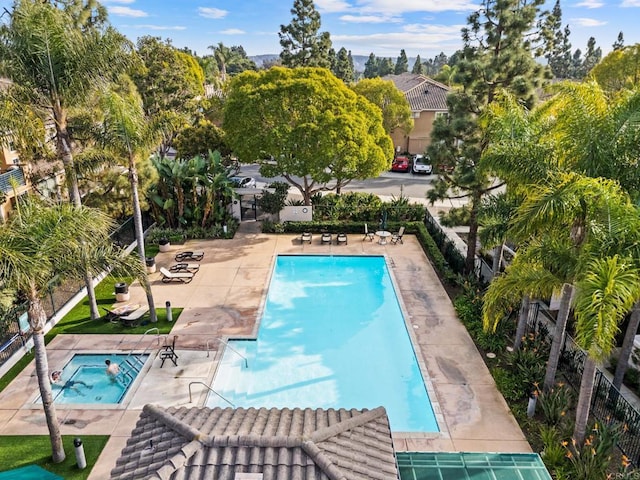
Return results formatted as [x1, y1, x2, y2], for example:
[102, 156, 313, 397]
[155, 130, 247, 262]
[110, 404, 399, 480]
[382, 73, 450, 112]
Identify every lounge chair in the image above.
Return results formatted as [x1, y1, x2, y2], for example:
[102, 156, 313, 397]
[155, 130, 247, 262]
[160, 267, 194, 283]
[119, 306, 148, 327]
[300, 232, 312, 244]
[321, 232, 332, 244]
[336, 233, 348, 245]
[174, 251, 204, 262]
[169, 262, 200, 273]
[363, 223, 375, 242]
[390, 226, 405, 245]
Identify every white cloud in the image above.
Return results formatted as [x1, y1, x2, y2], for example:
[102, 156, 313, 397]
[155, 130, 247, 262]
[339, 14, 401, 23]
[198, 7, 228, 19]
[220, 28, 246, 34]
[402, 23, 465, 34]
[570, 17, 607, 26]
[332, 29, 462, 56]
[103, 0, 135, 4]
[109, 6, 147, 17]
[357, 0, 477, 13]
[574, 0, 604, 7]
[133, 24, 187, 31]
[316, 0, 351, 12]
[621, 0, 640, 6]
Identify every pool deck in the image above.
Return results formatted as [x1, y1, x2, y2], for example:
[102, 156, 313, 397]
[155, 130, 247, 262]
[0, 225, 531, 478]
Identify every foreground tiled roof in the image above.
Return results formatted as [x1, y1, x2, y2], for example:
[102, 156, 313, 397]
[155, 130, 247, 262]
[383, 73, 450, 111]
[110, 404, 399, 480]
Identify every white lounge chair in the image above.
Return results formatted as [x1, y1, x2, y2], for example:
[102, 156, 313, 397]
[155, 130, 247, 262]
[160, 267, 194, 283]
[174, 251, 204, 261]
[169, 263, 200, 273]
[119, 306, 148, 327]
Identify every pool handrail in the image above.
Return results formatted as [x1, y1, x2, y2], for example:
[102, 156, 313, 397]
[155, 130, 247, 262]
[206, 338, 248, 368]
[188, 381, 234, 407]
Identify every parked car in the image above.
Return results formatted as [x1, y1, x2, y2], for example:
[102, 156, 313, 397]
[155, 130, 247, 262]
[230, 176, 257, 188]
[391, 156, 410, 173]
[412, 155, 433, 174]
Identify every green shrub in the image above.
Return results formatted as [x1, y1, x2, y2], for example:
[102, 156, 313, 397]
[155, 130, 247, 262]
[539, 424, 568, 472]
[491, 366, 522, 402]
[538, 384, 573, 426]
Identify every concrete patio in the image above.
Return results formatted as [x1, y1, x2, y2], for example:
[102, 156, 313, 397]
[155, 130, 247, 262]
[0, 224, 531, 478]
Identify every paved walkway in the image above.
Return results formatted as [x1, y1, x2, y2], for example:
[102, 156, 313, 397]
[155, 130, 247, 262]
[0, 225, 530, 478]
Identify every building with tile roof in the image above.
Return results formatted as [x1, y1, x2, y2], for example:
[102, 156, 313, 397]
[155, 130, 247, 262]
[110, 404, 399, 480]
[382, 73, 450, 156]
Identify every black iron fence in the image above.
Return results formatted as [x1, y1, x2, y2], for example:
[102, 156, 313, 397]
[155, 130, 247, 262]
[423, 208, 466, 273]
[529, 301, 640, 466]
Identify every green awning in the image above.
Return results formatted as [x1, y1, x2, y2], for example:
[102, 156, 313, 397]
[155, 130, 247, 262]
[397, 452, 552, 480]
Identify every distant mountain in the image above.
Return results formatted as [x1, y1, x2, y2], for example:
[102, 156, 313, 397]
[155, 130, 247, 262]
[250, 54, 401, 73]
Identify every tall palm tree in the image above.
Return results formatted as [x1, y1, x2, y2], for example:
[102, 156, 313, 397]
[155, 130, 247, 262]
[0, 0, 133, 320]
[0, 197, 145, 462]
[572, 256, 640, 444]
[96, 81, 158, 321]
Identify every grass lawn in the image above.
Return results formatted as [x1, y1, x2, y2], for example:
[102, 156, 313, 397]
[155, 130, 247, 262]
[46, 276, 182, 337]
[0, 435, 109, 480]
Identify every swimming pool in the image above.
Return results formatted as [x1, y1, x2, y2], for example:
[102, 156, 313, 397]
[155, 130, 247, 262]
[37, 353, 148, 405]
[207, 255, 439, 432]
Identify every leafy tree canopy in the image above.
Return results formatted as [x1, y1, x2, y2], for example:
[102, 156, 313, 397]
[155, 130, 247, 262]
[590, 44, 640, 92]
[173, 120, 231, 160]
[223, 67, 393, 204]
[351, 78, 413, 134]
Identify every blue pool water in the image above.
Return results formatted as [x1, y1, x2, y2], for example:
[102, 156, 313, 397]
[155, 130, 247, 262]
[207, 255, 439, 432]
[39, 354, 148, 404]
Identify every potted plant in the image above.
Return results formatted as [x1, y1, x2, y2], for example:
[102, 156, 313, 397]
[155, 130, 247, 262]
[158, 237, 170, 252]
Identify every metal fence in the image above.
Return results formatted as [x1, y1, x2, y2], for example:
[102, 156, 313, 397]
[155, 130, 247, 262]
[529, 301, 640, 466]
[423, 208, 466, 273]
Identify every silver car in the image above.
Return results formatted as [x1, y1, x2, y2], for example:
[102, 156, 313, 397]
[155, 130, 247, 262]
[230, 176, 257, 188]
[412, 155, 433, 174]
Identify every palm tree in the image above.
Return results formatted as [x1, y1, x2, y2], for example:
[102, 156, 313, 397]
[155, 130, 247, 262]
[0, 197, 145, 462]
[0, 0, 133, 320]
[572, 256, 640, 444]
[96, 81, 158, 321]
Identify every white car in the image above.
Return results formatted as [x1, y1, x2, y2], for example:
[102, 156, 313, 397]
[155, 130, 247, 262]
[412, 155, 433, 174]
[230, 176, 257, 188]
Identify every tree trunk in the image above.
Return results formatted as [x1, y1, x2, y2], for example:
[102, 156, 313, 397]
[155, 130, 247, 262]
[573, 356, 597, 446]
[29, 299, 65, 463]
[613, 303, 640, 390]
[129, 159, 157, 322]
[491, 244, 503, 279]
[514, 295, 530, 351]
[543, 283, 573, 392]
[56, 108, 100, 320]
[464, 191, 481, 274]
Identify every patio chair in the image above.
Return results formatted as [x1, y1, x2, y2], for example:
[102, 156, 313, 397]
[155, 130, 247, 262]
[169, 262, 200, 273]
[363, 223, 375, 242]
[321, 232, 332, 245]
[159, 267, 194, 283]
[390, 226, 405, 245]
[174, 251, 204, 262]
[119, 306, 148, 327]
[300, 232, 312, 244]
[160, 335, 179, 368]
[336, 233, 348, 245]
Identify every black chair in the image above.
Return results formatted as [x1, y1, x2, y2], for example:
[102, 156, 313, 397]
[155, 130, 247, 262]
[160, 336, 179, 368]
[321, 232, 332, 245]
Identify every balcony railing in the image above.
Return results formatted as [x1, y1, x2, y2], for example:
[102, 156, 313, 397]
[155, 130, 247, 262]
[0, 167, 26, 193]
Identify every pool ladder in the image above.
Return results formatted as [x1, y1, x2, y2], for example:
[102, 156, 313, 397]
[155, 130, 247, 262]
[205, 338, 249, 368]
[120, 328, 163, 385]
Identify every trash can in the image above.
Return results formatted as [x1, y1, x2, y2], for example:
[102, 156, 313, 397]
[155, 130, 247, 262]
[115, 282, 130, 302]
[158, 238, 171, 252]
[145, 256, 156, 273]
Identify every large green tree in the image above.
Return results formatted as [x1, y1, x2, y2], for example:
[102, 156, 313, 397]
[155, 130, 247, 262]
[223, 67, 393, 204]
[0, 0, 133, 320]
[590, 44, 640, 93]
[333, 47, 354, 83]
[395, 49, 409, 74]
[351, 78, 413, 134]
[0, 198, 144, 462]
[278, 0, 332, 68]
[427, 0, 547, 273]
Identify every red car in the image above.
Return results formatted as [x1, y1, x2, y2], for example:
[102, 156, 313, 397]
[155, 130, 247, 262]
[391, 156, 410, 172]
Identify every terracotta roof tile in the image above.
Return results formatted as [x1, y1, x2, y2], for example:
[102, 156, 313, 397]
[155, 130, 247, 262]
[382, 73, 450, 112]
[110, 405, 398, 480]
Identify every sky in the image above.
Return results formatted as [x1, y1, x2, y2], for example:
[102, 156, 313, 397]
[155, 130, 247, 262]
[1, 0, 639, 60]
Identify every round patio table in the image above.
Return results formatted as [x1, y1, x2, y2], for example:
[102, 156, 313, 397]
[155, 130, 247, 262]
[375, 230, 392, 245]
